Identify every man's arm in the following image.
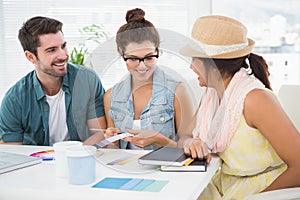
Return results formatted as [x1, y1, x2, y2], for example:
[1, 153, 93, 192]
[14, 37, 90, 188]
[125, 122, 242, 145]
[83, 117, 106, 145]
[0, 94, 24, 145]
[0, 140, 22, 145]
[82, 68, 107, 145]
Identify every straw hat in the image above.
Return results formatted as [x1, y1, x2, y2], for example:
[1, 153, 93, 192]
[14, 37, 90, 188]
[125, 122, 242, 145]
[180, 15, 255, 59]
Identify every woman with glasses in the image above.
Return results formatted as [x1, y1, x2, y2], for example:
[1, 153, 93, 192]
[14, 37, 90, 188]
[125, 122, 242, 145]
[103, 8, 194, 150]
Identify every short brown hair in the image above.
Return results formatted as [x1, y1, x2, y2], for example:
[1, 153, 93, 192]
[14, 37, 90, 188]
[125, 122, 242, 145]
[18, 16, 63, 56]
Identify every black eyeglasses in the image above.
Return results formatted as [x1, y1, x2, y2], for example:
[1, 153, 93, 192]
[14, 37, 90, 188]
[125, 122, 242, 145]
[123, 49, 159, 67]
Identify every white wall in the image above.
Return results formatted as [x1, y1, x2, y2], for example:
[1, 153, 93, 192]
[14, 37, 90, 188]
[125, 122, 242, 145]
[0, 0, 211, 104]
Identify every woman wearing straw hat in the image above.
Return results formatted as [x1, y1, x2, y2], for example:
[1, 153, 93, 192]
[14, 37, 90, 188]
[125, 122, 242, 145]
[180, 15, 300, 199]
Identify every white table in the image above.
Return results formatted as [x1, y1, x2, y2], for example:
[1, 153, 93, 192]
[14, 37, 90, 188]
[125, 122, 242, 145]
[0, 145, 221, 200]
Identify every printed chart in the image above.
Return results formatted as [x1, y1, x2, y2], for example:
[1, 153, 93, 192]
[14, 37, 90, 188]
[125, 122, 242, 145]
[92, 177, 168, 192]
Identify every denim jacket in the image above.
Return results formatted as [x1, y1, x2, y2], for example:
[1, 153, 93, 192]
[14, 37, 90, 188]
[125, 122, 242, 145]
[109, 67, 180, 150]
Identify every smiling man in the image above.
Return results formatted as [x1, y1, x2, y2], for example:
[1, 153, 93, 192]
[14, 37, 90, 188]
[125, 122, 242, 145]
[0, 16, 106, 146]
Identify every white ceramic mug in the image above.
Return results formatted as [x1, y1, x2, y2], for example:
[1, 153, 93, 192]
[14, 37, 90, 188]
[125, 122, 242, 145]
[67, 145, 97, 185]
[53, 141, 83, 178]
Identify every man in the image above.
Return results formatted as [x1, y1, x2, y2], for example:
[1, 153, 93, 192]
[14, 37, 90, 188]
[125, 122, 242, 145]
[0, 16, 106, 146]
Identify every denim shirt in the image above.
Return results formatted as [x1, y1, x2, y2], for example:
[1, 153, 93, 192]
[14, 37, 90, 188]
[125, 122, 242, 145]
[0, 63, 105, 145]
[109, 67, 180, 150]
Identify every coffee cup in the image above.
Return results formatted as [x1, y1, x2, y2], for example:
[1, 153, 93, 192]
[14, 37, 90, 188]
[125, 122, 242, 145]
[53, 141, 83, 178]
[66, 145, 97, 185]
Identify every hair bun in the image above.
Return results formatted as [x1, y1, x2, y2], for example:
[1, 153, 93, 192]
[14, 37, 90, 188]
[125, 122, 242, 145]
[126, 8, 145, 23]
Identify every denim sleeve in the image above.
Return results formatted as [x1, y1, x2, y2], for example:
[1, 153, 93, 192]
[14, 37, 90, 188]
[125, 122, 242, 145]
[0, 94, 24, 142]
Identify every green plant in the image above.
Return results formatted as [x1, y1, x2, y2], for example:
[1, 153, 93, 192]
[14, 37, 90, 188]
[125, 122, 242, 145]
[80, 24, 109, 45]
[70, 24, 109, 66]
[70, 44, 88, 66]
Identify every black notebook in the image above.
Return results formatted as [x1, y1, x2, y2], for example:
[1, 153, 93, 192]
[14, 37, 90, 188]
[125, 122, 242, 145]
[161, 158, 207, 172]
[138, 146, 192, 167]
[0, 151, 42, 174]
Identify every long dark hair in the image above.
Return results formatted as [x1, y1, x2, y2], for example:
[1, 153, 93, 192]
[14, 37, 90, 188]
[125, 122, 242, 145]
[202, 53, 272, 90]
[116, 8, 160, 54]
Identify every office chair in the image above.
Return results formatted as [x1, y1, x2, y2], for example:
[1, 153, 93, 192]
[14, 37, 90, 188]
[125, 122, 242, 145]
[245, 187, 300, 200]
[278, 84, 300, 132]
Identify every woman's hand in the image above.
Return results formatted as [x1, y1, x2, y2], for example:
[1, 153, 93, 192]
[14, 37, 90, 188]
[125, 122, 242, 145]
[104, 127, 121, 148]
[124, 129, 176, 148]
[104, 127, 121, 138]
[183, 138, 212, 164]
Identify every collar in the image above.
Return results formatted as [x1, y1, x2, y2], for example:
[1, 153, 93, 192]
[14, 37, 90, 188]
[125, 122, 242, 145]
[33, 64, 70, 100]
[33, 71, 45, 100]
[113, 67, 167, 105]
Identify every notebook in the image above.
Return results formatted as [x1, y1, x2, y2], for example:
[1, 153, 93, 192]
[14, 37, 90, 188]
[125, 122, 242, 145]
[161, 158, 207, 172]
[138, 147, 191, 166]
[0, 151, 42, 174]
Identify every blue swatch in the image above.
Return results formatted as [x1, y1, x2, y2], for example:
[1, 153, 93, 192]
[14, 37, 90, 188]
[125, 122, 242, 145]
[120, 178, 143, 190]
[92, 177, 132, 189]
[131, 179, 155, 191]
[92, 177, 168, 192]
[143, 180, 169, 192]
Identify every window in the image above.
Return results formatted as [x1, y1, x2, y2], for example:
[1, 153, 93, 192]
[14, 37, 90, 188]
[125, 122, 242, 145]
[0, 0, 206, 103]
[212, 0, 300, 92]
[3, 1, 297, 102]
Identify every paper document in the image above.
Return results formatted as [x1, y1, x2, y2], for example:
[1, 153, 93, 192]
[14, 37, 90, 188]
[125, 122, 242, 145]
[96, 132, 133, 148]
[0, 152, 42, 174]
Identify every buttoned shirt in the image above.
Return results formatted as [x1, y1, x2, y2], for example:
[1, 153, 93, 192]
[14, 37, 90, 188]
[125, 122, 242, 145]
[0, 63, 105, 145]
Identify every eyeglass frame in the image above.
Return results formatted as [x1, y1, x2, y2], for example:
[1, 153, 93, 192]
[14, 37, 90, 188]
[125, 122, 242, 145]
[122, 48, 159, 65]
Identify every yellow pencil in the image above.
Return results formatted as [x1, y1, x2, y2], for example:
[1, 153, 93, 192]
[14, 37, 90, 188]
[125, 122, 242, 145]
[184, 158, 194, 166]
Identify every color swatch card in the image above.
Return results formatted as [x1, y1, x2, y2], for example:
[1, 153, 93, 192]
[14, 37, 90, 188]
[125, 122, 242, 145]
[92, 177, 168, 192]
[96, 150, 157, 174]
[30, 150, 55, 161]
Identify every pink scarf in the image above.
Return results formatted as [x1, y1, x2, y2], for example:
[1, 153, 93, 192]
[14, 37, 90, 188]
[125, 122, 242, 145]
[192, 68, 265, 153]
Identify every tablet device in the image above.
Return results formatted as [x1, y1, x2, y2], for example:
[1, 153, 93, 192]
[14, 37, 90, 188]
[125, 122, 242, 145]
[138, 147, 191, 166]
[0, 151, 42, 174]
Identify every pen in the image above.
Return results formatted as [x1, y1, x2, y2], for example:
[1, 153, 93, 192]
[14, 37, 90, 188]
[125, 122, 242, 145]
[184, 158, 194, 166]
[89, 128, 107, 132]
[42, 157, 54, 161]
[89, 128, 124, 135]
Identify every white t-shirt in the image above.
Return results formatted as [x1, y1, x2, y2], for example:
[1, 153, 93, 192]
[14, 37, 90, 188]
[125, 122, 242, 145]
[46, 88, 68, 146]
[128, 120, 143, 150]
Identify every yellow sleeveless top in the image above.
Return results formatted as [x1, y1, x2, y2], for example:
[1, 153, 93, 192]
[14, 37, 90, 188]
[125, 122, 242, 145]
[199, 115, 287, 200]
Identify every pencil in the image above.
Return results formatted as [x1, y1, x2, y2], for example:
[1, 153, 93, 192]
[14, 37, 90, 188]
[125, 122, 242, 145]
[89, 128, 107, 132]
[184, 158, 194, 166]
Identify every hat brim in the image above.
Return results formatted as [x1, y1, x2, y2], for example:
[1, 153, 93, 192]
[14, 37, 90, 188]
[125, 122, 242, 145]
[180, 38, 255, 59]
